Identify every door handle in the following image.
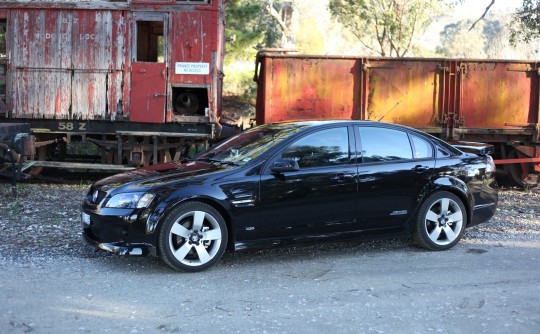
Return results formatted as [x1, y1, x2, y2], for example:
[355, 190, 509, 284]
[331, 173, 354, 182]
[137, 69, 147, 74]
[412, 165, 429, 172]
[154, 93, 167, 98]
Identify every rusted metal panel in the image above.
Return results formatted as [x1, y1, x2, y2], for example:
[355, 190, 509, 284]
[256, 55, 361, 124]
[256, 54, 539, 142]
[364, 59, 441, 129]
[9, 9, 126, 120]
[460, 61, 539, 129]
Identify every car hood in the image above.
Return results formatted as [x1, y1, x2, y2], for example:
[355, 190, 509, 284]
[93, 160, 229, 192]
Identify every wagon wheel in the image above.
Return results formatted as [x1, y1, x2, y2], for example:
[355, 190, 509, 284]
[505, 149, 537, 189]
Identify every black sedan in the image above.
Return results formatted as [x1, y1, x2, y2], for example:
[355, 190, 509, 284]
[81, 121, 498, 272]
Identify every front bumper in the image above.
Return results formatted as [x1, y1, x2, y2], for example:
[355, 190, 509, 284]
[82, 230, 154, 256]
[81, 202, 158, 256]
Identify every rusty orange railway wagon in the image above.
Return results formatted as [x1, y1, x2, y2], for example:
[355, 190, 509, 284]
[255, 52, 540, 187]
[0, 0, 225, 168]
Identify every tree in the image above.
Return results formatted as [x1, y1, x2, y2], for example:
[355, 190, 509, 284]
[469, 0, 539, 46]
[509, 0, 540, 45]
[264, 1, 296, 49]
[328, 0, 446, 57]
[438, 20, 487, 58]
[225, 0, 298, 62]
[483, 19, 508, 58]
[225, 0, 265, 62]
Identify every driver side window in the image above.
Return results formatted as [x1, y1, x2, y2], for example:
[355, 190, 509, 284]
[281, 127, 350, 169]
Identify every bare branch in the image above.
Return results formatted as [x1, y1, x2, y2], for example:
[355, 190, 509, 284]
[264, 1, 290, 36]
[469, 0, 495, 31]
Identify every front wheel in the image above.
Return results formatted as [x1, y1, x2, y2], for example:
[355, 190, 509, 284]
[158, 202, 228, 272]
[413, 191, 467, 251]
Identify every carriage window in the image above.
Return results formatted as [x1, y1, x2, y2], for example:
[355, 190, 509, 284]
[136, 21, 164, 62]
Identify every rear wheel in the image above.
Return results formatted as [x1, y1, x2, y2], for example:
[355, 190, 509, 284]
[413, 191, 467, 251]
[158, 202, 228, 272]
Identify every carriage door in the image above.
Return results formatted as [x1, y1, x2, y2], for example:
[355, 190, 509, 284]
[130, 13, 168, 123]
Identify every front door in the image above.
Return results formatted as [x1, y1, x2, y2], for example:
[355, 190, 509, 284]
[258, 126, 358, 239]
[130, 13, 167, 123]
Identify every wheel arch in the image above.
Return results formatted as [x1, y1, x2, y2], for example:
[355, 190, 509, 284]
[153, 196, 235, 252]
[422, 177, 473, 226]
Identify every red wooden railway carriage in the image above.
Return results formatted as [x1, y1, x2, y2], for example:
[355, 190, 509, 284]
[0, 0, 226, 167]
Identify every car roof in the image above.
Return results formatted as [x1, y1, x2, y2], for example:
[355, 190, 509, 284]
[263, 120, 452, 147]
[267, 120, 418, 132]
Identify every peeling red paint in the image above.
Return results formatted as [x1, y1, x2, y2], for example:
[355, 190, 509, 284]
[1, 0, 224, 125]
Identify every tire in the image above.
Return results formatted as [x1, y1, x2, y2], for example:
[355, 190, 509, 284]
[158, 202, 228, 272]
[505, 149, 536, 189]
[413, 191, 467, 251]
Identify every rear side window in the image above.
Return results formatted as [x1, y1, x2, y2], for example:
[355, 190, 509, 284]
[282, 127, 350, 168]
[357, 127, 412, 163]
[411, 135, 433, 159]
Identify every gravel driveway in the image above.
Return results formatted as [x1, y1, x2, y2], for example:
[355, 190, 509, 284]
[1, 182, 539, 333]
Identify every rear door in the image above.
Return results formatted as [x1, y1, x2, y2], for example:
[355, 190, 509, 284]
[355, 126, 435, 231]
[130, 12, 168, 123]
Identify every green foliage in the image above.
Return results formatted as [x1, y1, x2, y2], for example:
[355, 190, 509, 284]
[222, 61, 257, 103]
[328, 0, 446, 57]
[510, 0, 540, 45]
[225, 0, 264, 62]
[224, 0, 288, 102]
[225, 0, 285, 63]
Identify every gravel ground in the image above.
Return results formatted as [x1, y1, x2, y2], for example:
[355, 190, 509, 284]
[1, 182, 539, 334]
[0, 182, 93, 262]
[0, 182, 539, 261]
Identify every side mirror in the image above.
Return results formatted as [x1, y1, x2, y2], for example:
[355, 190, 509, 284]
[270, 159, 300, 173]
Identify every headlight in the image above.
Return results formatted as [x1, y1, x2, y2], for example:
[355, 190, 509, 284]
[486, 155, 496, 173]
[105, 192, 155, 209]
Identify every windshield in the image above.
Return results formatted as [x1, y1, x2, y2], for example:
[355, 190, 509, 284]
[196, 123, 308, 166]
